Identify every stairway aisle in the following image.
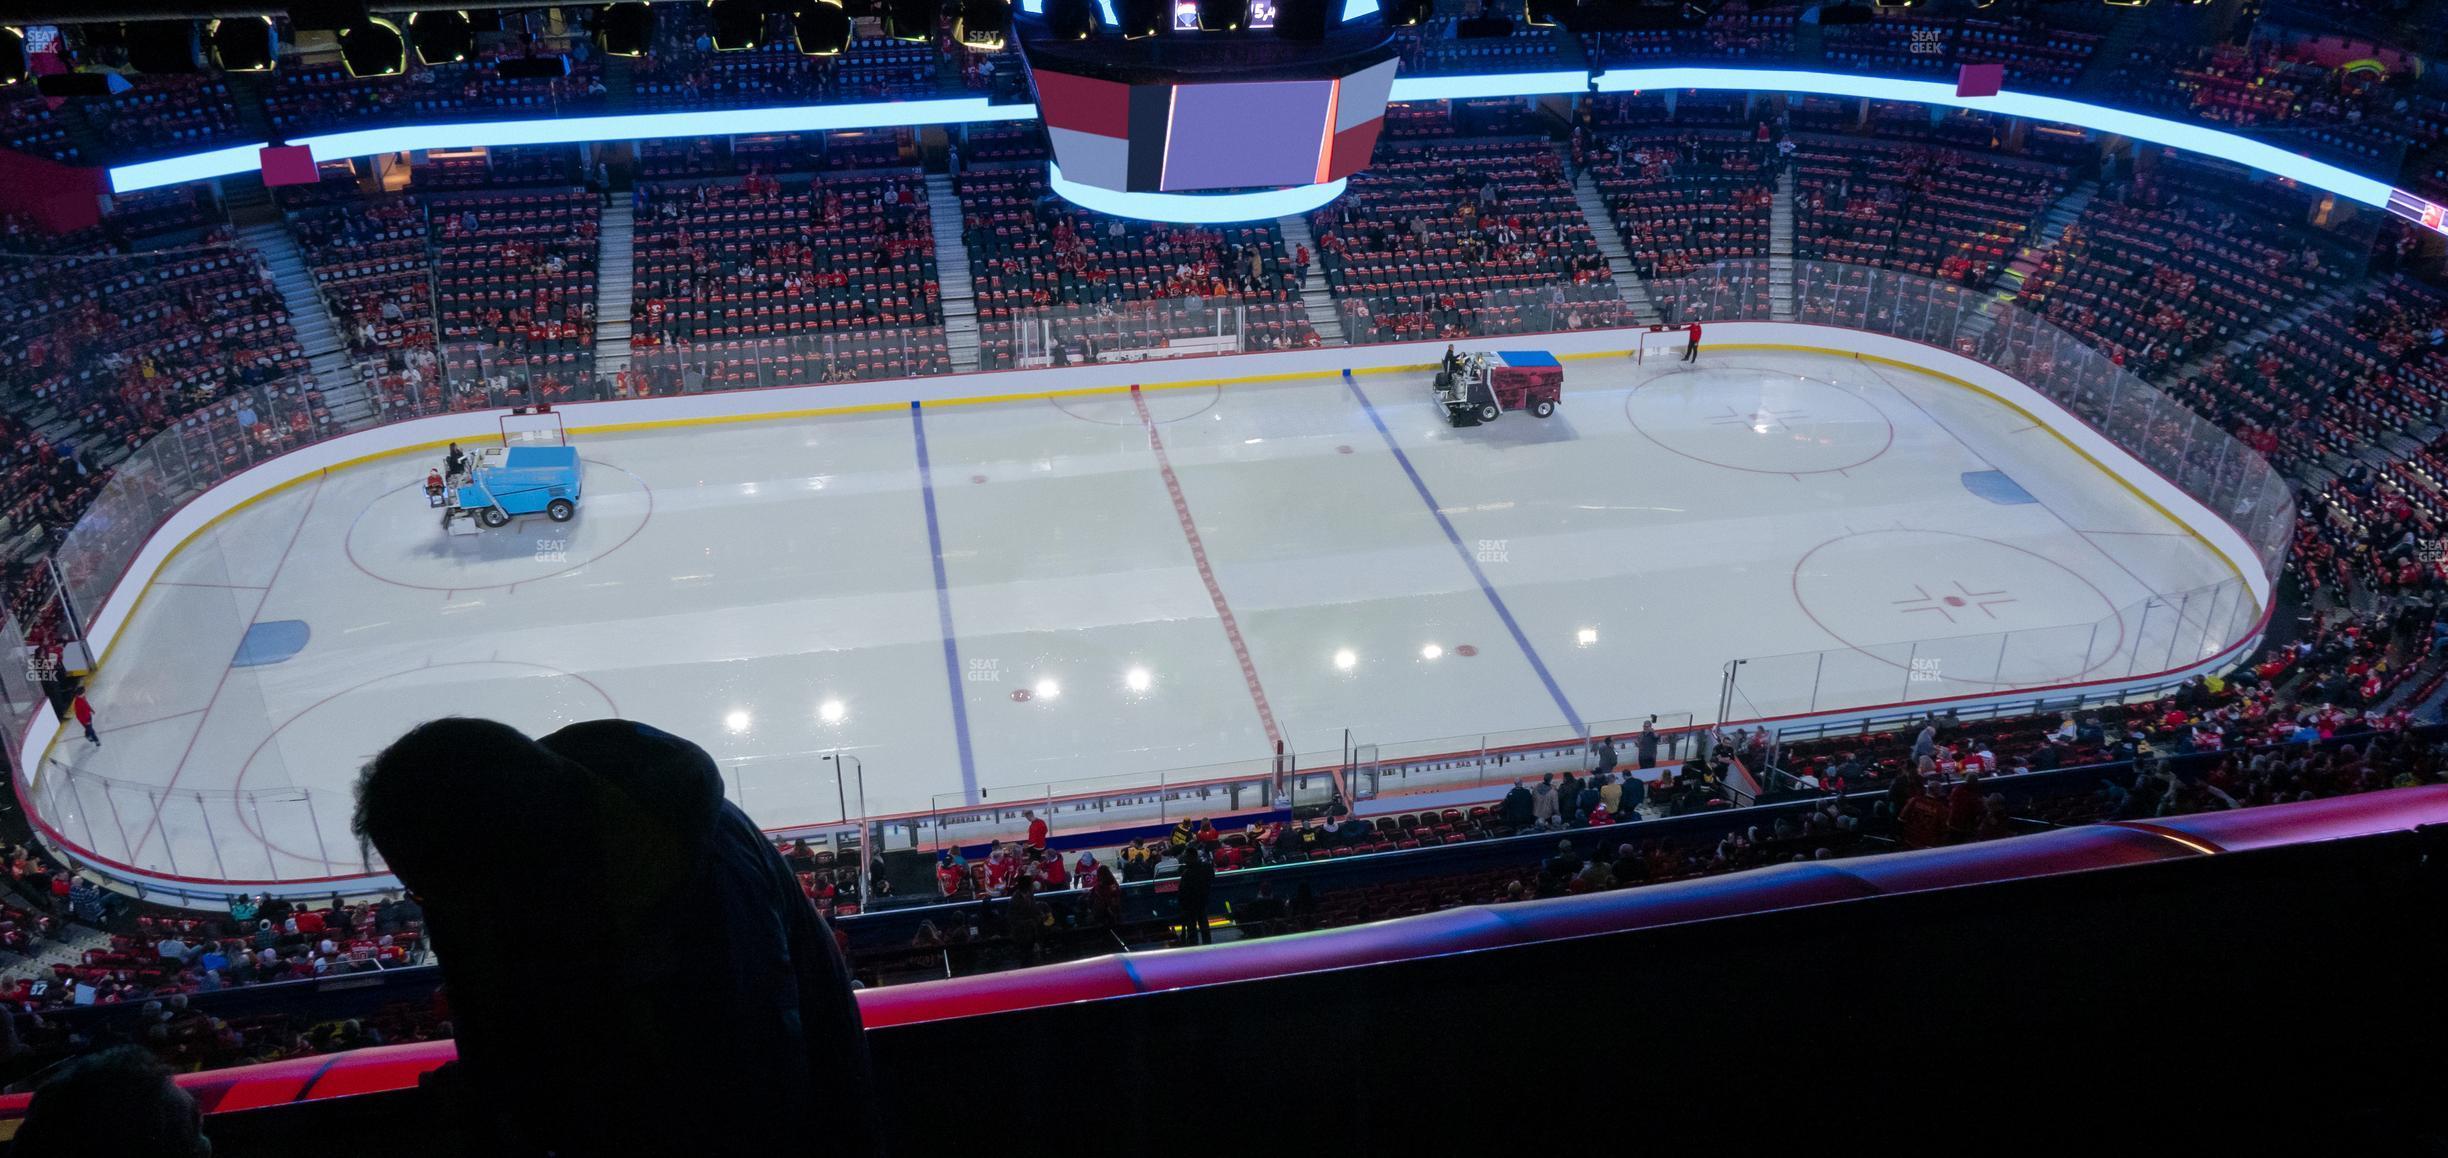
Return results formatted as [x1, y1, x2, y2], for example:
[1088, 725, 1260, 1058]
[227, 73, 276, 149]
[926, 174, 982, 372]
[1275, 213, 1348, 345]
[236, 220, 374, 426]
[593, 199, 636, 375]
[1570, 171, 1664, 326]
[1957, 178, 2101, 348]
[1769, 168, 1796, 322]
[1996, 178, 2097, 295]
[220, 177, 275, 228]
[2071, 10, 2148, 95]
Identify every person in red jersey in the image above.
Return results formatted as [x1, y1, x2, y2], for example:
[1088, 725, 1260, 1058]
[71, 692, 97, 746]
[1023, 809, 1048, 851]
[1036, 849, 1068, 890]
[936, 850, 966, 898]
[1682, 319, 1702, 363]
[984, 844, 1018, 893]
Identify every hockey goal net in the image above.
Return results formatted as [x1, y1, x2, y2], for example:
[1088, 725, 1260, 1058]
[1632, 326, 1689, 364]
[499, 408, 567, 447]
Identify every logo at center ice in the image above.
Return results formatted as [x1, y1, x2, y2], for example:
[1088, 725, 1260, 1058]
[967, 658, 1001, 683]
[1910, 658, 1943, 682]
[534, 538, 569, 563]
[1476, 539, 1509, 564]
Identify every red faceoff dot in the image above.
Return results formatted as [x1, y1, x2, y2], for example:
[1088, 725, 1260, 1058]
[1009, 689, 1032, 702]
[1943, 596, 1966, 607]
[1336, 445, 1354, 454]
[1454, 644, 1479, 657]
[971, 474, 989, 484]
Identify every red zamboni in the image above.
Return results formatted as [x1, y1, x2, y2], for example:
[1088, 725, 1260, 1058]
[1433, 350, 1562, 426]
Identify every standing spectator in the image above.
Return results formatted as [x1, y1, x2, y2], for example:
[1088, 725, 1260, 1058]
[1023, 809, 1049, 852]
[1593, 735, 1618, 777]
[1532, 774, 1560, 828]
[67, 878, 104, 925]
[350, 718, 880, 1156]
[71, 692, 97, 746]
[1946, 772, 1986, 841]
[1176, 842, 1215, 945]
[1087, 864, 1123, 927]
[1637, 719, 1660, 769]
[1500, 779, 1534, 828]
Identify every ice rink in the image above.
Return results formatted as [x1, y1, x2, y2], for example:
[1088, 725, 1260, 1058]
[49, 348, 2244, 880]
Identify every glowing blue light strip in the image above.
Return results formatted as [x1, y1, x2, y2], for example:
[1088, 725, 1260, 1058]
[107, 66, 2400, 212]
[109, 97, 1039, 193]
[1047, 161, 1345, 222]
[112, 143, 276, 194]
[1588, 67, 2396, 208]
[1386, 70, 1587, 103]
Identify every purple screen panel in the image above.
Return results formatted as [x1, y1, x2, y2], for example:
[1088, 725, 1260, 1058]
[1161, 80, 1331, 192]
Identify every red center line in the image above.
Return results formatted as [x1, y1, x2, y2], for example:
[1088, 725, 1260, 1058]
[1130, 385, 1284, 754]
[124, 473, 328, 865]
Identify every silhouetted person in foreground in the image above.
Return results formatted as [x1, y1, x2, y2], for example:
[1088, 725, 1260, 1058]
[11, 1045, 209, 1158]
[353, 717, 881, 1156]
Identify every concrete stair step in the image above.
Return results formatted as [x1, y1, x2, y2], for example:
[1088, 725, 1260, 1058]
[926, 175, 984, 362]
[1274, 211, 1342, 344]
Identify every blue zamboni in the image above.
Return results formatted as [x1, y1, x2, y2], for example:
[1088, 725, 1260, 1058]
[443, 444, 584, 531]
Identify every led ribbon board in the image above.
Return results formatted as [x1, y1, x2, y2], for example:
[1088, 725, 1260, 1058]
[106, 66, 2436, 233]
[1047, 161, 1345, 221]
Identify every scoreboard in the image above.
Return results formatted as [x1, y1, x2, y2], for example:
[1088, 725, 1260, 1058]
[1020, 12, 1399, 195]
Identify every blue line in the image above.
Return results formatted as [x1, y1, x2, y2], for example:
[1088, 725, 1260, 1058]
[1342, 373, 1587, 737]
[910, 402, 980, 804]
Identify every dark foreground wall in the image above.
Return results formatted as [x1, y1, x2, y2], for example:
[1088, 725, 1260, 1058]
[159, 813, 2448, 1157]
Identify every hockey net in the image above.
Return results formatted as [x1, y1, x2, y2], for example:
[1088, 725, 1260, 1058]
[499, 408, 567, 447]
[1632, 326, 1688, 364]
